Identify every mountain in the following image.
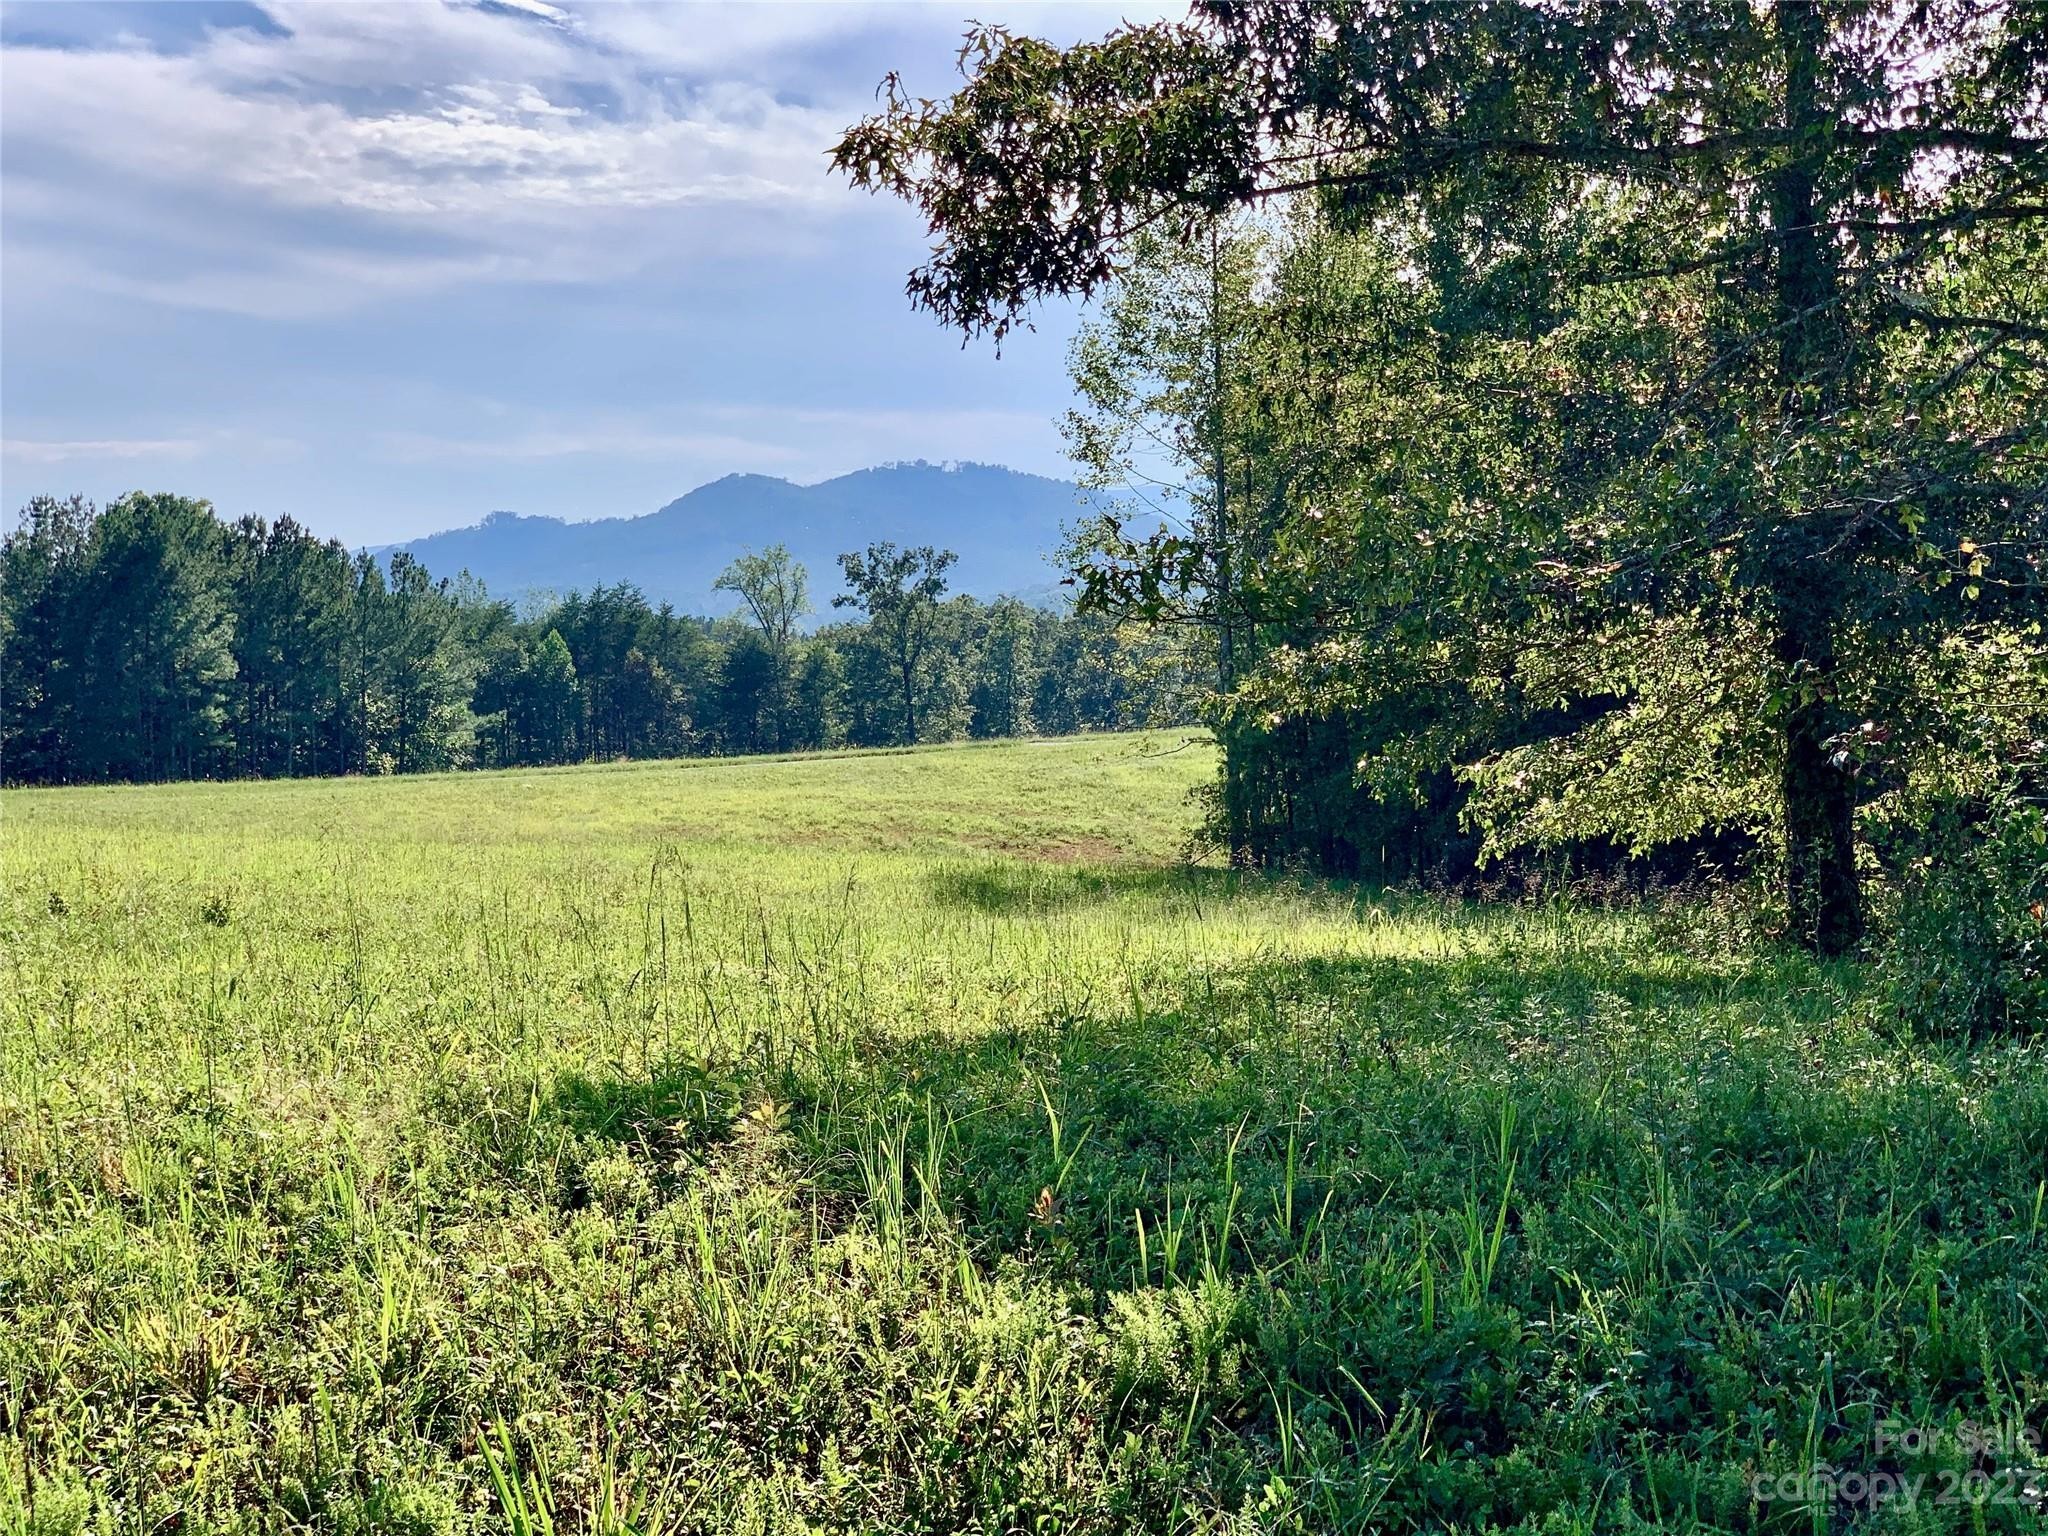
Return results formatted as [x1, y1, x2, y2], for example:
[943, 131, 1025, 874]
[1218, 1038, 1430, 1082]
[378, 461, 1102, 617]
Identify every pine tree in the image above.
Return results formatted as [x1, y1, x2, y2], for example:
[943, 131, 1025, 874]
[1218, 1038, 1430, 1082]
[68, 493, 237, 782]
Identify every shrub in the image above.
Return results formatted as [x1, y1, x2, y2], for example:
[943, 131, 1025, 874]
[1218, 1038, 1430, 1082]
[1883, 778, 2048, 1032]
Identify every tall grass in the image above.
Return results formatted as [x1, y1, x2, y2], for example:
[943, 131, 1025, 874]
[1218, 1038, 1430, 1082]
[3, 734, 2044, 1533]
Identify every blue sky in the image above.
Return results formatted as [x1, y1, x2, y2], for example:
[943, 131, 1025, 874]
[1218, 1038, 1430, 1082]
[0, 1, 1162, 545]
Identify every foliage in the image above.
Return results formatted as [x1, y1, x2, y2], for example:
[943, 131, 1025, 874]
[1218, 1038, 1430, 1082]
[714, 544, 812, 658]
[1882, 767, 2048, 1033]
[965, 596, 1039, 739]
[35, 493, 240, 783]
[1, 502, 1201, 785]
[716, 546, 812, 751]
[834, 542, 959, 744]
[835, 0, 2048, 954]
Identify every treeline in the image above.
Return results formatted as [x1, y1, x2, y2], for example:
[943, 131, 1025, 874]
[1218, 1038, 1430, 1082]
[0, 492, 1198, 785]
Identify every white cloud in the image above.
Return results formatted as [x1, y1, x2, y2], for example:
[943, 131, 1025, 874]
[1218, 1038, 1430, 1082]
[376, 424, 809, 466]
[0, 0, 1187, 320]
[0, 0, 884, 318]
[365, 400, 1061, 488]
[3, 19, 847, 216]
[480, 0, 573, 25]
[567, 2, 885, 74]
[1, 438, 205, 464]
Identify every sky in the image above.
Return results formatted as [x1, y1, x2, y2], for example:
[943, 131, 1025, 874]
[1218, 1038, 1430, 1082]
[0, 0, 1167, 546]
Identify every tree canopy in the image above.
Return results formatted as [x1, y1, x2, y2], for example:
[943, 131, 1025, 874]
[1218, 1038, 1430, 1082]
[837, 0, 2048, 952]
[2, 496, 1200, 784]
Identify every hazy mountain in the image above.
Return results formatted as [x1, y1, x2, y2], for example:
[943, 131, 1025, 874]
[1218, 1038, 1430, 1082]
[379, 461, 1103, 617]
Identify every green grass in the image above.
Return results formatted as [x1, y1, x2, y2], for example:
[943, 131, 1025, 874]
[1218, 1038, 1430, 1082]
[4, 732, 2045, 1534]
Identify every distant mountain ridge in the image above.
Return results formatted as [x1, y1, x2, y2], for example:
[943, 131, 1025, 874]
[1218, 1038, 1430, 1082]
[378, 461, 1100, 617]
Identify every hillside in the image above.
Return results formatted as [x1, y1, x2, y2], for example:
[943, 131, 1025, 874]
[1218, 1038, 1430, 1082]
[379, 460, 1101, 614]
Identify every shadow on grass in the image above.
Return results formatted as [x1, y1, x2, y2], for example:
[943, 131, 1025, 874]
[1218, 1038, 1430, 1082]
[550, 1056, 737, 1149]
[836, 936, 1893, 1282]
[523, 927, 2048, 1528]
[847, 943, 2048, 1466]
[922, 859, 1244, 915]
[436, 1054, 741, 1195]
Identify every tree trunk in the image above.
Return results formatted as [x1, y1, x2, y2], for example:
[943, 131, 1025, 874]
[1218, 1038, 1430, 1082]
[899, 636, 918, 745]
[1775, 620, 1863, 954]
[1770, 0, 1862, 954]
[1208, 226, 1254, 866]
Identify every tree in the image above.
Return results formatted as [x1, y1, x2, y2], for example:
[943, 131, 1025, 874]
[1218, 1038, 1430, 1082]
[715, 545, 811, 750]
[714, 545, 810, 659]
[224, 514, 354, 777]
[833, 543, 958, 745]
[370, 553, 475, 773]
[1071, 206, 1559, 878]
[0, 495, 95, 782]
[550, 585, 653, 759]
[1066, 220, 1267, 692]
[712, 625, 779, 754]
[967, 597, 1039, 738]
[0, 494, 1205, 785]
[467, 606, 531, 768]
[615, 647, 687, 758]
[789, 640, 848, 750]
[67, 493, 237, 782]
[522, 628, 581, 765]
[835, 0, 2048, 951]
[1064, 214, 1292, 852]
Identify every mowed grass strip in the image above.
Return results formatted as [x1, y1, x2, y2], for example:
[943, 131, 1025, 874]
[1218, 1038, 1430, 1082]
[4, 733, 2045, 1534]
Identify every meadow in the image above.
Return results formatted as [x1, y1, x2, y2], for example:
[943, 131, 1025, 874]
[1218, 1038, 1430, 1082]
[4, 734, 2046, 1534]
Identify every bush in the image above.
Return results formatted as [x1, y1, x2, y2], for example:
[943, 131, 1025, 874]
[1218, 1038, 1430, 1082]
[1883, 780, 2048, 1032]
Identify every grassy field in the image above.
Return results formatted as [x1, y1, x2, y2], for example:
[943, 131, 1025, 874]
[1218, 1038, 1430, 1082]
[4, 733, 2046, 1534]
